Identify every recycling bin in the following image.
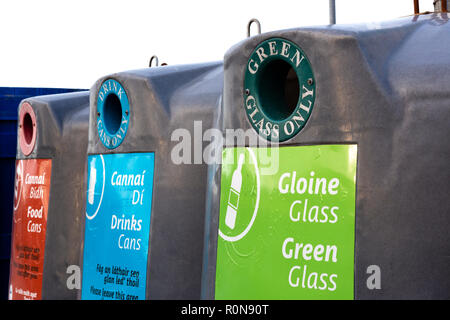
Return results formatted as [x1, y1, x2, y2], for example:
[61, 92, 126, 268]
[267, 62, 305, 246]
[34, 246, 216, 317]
[202, 13, 450, 300]
[0, 87, 83, 300]
[81, 62, 223, 300]
[8, 91, 89, 300]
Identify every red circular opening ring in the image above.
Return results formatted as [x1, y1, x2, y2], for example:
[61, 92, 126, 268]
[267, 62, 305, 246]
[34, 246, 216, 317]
[19, 102, 37, 156]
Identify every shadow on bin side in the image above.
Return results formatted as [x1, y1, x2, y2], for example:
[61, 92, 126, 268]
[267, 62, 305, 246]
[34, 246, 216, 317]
[9, 91, 89, 299]
[202, 13, 450, 299]
[81, 62, 223, 300]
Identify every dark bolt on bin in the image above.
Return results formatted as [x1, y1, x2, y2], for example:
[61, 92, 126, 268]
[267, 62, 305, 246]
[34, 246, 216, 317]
[202, 13, 450, 300]
[81, 62, 223, 300]
[8, 91, 90, 300]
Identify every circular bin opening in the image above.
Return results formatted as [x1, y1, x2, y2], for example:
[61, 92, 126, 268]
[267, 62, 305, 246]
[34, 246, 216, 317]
[19, 102, 37, 156]
[256, 59, 300, 122]
[97, 79, 130, 149]
[244, 38, 316, 142]
[22, 112, 34, 145]
[103, 93, 122, 135]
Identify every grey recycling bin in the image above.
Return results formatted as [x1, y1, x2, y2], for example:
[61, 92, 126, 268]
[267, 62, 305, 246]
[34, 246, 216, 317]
[202, 13, 450, 300]
[9, 91, 89, 300]
[81, 62, 223, 300]
[0, 87, 84, 300]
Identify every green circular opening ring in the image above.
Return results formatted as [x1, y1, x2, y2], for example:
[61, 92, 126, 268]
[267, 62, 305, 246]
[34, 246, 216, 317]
[244, 38, 316, 142]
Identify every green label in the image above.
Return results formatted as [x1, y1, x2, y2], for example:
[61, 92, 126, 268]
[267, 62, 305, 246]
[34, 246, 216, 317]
[215, 145, 357, 299]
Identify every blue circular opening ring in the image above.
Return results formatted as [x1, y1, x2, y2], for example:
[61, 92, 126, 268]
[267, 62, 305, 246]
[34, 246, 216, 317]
[97, 79, 130, 149]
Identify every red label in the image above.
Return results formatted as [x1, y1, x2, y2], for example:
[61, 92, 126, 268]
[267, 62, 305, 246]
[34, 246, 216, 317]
[9, 159, 52, 300]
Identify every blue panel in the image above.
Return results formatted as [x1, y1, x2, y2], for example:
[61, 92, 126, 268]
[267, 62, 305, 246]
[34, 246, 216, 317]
[81, 153, 155, 300]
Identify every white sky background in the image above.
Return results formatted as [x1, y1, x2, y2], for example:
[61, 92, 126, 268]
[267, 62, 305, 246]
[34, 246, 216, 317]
[0, 0, 435, 88]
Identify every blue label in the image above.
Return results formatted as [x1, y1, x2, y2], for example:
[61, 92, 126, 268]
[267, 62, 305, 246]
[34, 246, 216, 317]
[81, 153, 154, 300]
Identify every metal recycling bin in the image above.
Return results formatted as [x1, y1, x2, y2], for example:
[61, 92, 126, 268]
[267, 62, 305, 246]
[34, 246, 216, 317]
[81, 62, 223, 300]
[8, 91, 90, 300]
[0, 87, 83, 300]
[202, 13, 450, 300]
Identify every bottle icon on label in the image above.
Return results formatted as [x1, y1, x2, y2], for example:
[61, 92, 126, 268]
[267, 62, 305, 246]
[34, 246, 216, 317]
[88, 158, 97, 205]
[14, 161, 23, 210]
[225, 153, 245, 230]
[14, 170, 19, 200]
